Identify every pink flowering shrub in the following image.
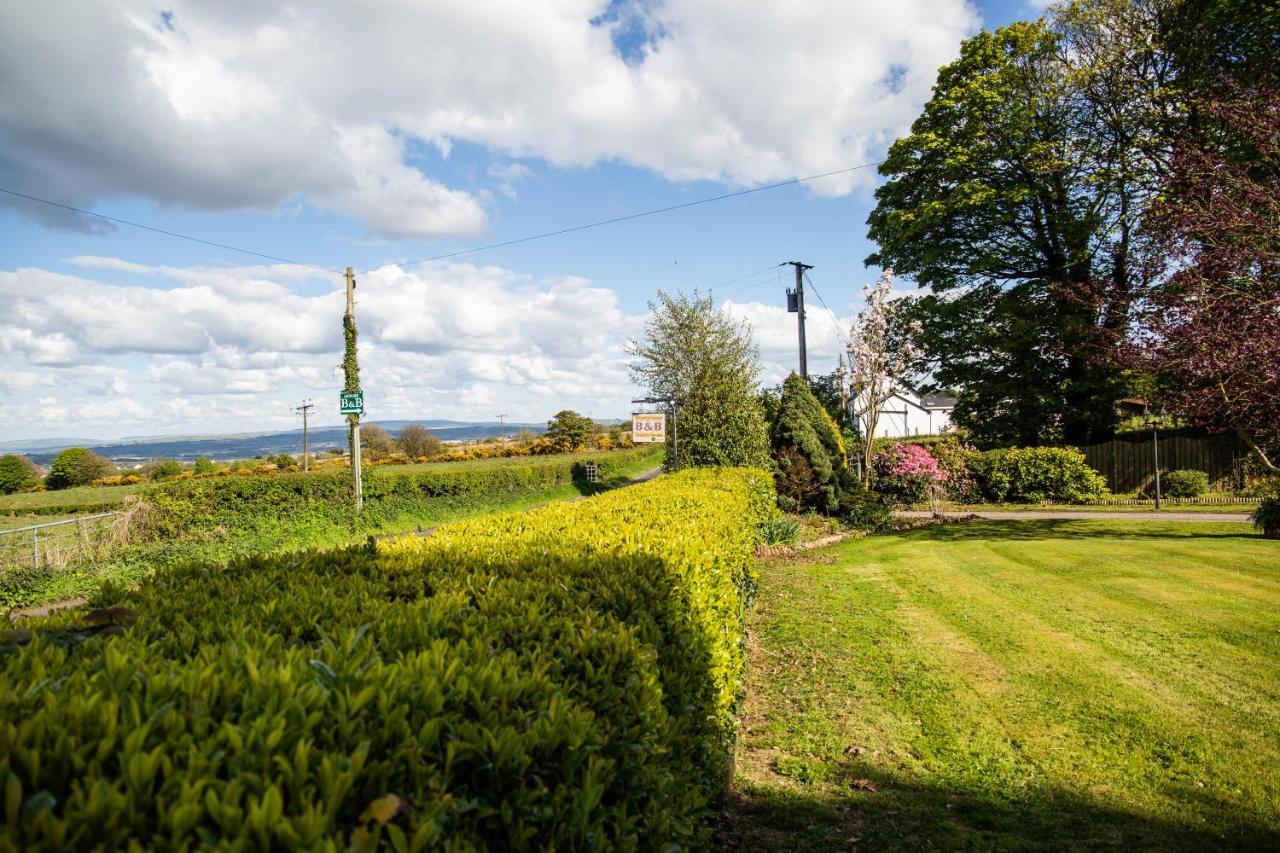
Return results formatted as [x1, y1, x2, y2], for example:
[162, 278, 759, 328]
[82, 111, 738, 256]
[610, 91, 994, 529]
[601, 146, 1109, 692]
[872, 443, 947, 505]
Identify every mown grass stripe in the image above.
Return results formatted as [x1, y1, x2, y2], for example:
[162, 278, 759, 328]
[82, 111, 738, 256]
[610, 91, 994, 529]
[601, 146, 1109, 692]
[732, 519, 1280, 851]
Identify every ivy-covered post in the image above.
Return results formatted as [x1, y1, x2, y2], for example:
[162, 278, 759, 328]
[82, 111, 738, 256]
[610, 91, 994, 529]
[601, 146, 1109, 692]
[343, 266, 363, 512]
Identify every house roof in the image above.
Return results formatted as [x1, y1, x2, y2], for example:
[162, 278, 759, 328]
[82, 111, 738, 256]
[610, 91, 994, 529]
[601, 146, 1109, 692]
[920, 395, 957, 409]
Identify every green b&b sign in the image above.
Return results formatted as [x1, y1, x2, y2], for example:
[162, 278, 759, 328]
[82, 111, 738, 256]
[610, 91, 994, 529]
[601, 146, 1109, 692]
[339, 390, 364, 415]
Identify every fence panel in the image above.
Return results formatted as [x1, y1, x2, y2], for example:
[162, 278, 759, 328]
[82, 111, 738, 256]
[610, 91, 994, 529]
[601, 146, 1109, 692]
[1079, 434, 1246, 494]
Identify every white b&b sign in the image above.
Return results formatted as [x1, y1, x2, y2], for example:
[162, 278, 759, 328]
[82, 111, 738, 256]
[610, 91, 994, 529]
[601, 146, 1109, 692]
[632, 413, 666, 443]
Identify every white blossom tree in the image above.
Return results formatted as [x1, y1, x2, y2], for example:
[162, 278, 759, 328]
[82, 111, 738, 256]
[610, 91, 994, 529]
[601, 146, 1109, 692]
[846, 268, 922, 482]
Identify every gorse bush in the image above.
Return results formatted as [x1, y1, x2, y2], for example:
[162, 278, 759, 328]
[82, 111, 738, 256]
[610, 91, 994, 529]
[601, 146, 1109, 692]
[0, 467, 775, 849]
[969, 446, 1107, 503]
[1162, 468, 1209, 498]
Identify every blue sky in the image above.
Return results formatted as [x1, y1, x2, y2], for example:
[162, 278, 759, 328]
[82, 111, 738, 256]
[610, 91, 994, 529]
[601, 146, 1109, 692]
[0, 0, 1044, 442]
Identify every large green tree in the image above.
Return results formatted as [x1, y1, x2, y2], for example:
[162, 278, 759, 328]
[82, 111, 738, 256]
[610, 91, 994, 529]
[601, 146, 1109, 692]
[630, 291, 770, 470]
[545, 410, 595, 452]
[866, 14, 1154, 447]
[0, 454, 39, 494]
[44, 447, 114, 490]
[867, 0, 1279, 448]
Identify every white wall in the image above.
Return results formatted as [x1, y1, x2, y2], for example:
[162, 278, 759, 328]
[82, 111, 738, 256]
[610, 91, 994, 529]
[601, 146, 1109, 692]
[875, 395, 952, 438]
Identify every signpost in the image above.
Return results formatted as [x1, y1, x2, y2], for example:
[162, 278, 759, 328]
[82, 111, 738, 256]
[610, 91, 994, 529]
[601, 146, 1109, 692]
[631, 412, 666, 444]
[339, 390, 364, 415]
[631, 397, 678, 468]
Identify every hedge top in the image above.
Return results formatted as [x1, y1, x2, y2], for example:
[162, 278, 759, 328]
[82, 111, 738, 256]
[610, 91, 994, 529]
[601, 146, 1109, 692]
[1, 465, 775, 850]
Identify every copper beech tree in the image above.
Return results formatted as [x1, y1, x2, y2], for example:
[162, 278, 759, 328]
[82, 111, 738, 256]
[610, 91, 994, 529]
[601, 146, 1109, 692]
[1129, 83, 1279, 474]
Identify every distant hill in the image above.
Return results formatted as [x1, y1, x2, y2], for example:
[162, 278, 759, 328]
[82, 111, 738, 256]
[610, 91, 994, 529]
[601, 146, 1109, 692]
[13, 421, 548, 465]
[0, 437, 100, 453]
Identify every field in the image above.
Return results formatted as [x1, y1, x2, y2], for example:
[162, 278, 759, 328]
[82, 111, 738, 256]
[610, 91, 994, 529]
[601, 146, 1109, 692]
[727, 519, 1280, 850]
[0, 451, 622, 518]
[0, 483, 142, 516]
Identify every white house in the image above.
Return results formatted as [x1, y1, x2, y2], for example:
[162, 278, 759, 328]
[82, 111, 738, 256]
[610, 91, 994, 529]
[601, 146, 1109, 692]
[865, 386, 956, 439]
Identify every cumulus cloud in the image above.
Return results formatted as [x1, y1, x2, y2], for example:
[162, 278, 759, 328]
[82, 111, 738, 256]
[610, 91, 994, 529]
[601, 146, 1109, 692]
[0, 254, 873, 438]
[0, 0, 976, 236]
[0, 257, 656, 436]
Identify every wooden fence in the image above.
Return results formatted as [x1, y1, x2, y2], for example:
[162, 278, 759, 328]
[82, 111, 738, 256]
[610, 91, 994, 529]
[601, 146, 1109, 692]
[1078, 434, 1248, 494]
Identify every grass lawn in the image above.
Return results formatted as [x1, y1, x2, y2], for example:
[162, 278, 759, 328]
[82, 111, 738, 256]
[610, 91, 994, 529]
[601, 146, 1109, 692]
[726, 519, 1280, 851]
[0, 513, 84, 532]
[0, 483, 142, 515]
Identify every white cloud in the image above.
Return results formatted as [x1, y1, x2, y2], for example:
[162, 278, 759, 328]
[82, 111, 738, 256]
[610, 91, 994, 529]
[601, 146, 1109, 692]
[0, 257, 652, 436]
[722, 298, 852, 387]
[0, 255, 884, 438]
[0, 0, 977, 236]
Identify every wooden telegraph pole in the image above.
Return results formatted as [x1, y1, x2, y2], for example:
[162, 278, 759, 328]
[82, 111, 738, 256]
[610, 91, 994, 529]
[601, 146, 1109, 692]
[295, 399, 314, 472]
[786, 261, 813, 378]
[343, 266, 363, 512]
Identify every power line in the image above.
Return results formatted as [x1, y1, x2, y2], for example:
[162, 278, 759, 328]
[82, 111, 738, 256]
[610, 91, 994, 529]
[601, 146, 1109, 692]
[803, 271, 851, 350]
[0, 186, 342, 276]
[366, 160, 884, 273]
[4, 159, 883, 279]
[534, 264, 785, 357]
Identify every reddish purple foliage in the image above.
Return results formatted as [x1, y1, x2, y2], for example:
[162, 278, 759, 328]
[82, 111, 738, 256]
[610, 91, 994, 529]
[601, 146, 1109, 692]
[1132, 82, 1280, 469]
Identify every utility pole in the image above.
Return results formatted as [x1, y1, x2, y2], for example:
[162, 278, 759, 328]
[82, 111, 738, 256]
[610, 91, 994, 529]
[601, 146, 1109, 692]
[786, 261, 813, 378]
[343, 266, 363, 512]
[496, 414, 507, 448]
[295, 399, 314, 472]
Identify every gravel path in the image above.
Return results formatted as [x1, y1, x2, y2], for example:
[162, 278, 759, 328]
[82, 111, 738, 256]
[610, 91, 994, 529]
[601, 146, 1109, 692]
[896, 509, 1251, 523]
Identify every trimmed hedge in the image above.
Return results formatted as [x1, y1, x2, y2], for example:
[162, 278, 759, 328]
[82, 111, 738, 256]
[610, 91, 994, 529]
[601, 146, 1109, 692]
[969, 446, 1108, 503]
[0, 467, 775, 849]
[1162, 469, 1209, 499]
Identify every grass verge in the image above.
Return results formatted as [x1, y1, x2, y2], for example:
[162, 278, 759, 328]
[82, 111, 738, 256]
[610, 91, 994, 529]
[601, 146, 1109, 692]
[726, 519, 1280, 851]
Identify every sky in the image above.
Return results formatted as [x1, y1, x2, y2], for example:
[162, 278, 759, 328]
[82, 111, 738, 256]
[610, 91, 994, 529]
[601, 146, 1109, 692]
[0, 0, 1045, 442]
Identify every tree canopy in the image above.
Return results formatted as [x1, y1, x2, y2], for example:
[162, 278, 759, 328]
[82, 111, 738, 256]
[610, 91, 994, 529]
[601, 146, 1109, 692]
[0, 454, 39, 494]
[867, 17, 1133, 446]
[398, 424, 444, 459]
[44, 447, 114, 490]
[630, 291, 770, 469]
[545, 410, 595, 452]
[866, 0, 1278, 449]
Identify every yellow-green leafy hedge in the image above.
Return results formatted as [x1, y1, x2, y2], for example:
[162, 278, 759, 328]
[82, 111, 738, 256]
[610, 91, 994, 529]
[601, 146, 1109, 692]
[0, 467, 775, 850]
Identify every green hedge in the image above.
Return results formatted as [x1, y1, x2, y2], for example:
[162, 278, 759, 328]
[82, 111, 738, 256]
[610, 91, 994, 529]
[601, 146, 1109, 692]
[1162, 469, 1209, 499]
[0, 449, 662, 610]
[0, 467, 775, 849]
[140, 447, 661, 545]
[969, 446, 1108, 503]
